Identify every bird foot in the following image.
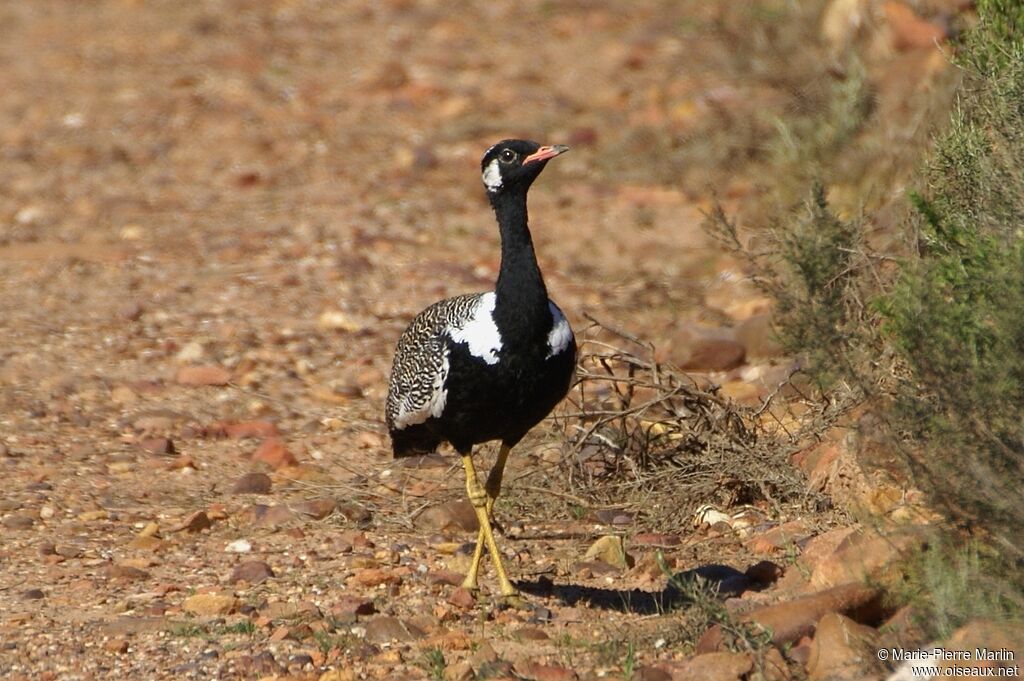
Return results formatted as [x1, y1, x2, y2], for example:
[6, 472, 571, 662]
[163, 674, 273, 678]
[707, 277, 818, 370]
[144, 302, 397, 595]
[496, 592, 529, 610]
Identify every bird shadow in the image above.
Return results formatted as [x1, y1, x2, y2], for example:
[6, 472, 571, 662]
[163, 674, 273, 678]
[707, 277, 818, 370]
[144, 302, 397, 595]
[513, 563, 758, 616]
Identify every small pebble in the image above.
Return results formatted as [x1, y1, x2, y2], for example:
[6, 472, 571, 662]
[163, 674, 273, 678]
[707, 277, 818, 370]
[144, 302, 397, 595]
[225, 539, 253, 553]
[229, 560, 275, 585]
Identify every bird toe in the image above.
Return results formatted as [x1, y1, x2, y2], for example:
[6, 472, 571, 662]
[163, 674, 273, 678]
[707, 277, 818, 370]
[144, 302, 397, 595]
[496, 592, 529, 610]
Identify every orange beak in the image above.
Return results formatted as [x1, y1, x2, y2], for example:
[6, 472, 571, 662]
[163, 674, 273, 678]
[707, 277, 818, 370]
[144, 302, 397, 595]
[522, 144, 570, 165]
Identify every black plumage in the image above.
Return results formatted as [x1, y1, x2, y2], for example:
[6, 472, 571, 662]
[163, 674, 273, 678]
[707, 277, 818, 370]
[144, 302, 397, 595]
[385, 139, 576, 598]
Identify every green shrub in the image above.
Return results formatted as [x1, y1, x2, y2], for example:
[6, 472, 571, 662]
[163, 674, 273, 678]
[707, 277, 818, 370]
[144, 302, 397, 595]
[773, 184, 876, 390]
[732, 0, 1024, 623]
[892, 536, 1024, 641]
[705, 183, 886, 398]
[875, 0, 1024, 561]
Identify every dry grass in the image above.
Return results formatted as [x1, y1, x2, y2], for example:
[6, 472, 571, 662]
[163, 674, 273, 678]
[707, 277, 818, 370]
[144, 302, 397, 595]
[535, 317, 816, 532]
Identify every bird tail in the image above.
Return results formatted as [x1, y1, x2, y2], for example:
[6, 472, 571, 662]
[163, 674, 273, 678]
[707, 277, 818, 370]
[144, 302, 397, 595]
[389, 426, 442, 458]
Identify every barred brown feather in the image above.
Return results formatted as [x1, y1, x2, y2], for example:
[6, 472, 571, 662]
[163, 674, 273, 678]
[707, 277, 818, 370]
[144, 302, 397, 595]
[385, 292, 484, 431]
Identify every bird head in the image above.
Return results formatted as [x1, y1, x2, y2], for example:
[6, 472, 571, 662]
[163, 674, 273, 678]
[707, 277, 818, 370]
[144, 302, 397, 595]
[480, 139, 569, 196]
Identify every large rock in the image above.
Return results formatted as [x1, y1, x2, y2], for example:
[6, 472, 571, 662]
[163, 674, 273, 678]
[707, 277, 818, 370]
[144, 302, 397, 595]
[176, 366, 231, 386]
[669, 651, 752, 681]
[632, 665, 673, 681]
[759, 647, 793, 681]
[414, 500, 479, 534]
[634, 533, 682, 548]
[329, 596, 376, 623]
[937, 620, 1024, 678]
[291, 498, 337, 520]
[251, 438, 298, 469]
[169, 510, 213, 533]
[513, 661, 578, 681]
[810, 526, 928, 589]
[662, 324, 747, 372]
[347, 568, 402, 588]
[698, 583, 882, 652]
[105, 564, 150, 581]
[735, 313, 783, 359]
[242, 503, 300, 528]
[447, 587, 476, 610]
[261, 599, 321, 621]
[799, 527, 859, 567]
[362, 616, 426, 644]
[792, 411, 936, 523]
[222, 420, 279, 439]
[791, 439, 842, 493]
[582, 535, 634, 570]
[228, 560, 275, 585]
[807, 613, 880, 681]
[182, 593, 237, 616]
[877, 605, 925, 652]
[681, 338, 746, 372]
[231, 472, 272, 494]
[745, 519, 812, 555]
[883, 1, 947, 52]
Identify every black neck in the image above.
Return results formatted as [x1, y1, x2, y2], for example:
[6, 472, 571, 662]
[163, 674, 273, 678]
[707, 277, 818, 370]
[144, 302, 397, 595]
[490, 189, 550, 334]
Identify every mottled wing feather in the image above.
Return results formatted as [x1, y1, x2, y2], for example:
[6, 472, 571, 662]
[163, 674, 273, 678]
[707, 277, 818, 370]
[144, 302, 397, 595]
[386, 293, 483, 431]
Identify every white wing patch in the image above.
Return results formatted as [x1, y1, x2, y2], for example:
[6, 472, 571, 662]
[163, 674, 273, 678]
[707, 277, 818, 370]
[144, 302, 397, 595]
[546, 301, 573, 359]
[482, 159, 502, 192]
[392, 344, 449, 429]
[448, 292, 502, 364]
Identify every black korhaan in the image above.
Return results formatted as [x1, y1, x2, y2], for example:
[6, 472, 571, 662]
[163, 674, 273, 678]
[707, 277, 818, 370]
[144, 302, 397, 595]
[385, 139, 576, 598]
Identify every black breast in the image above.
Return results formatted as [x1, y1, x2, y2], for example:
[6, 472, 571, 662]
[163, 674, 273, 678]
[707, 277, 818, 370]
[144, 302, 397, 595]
[439, 313, 576, 452]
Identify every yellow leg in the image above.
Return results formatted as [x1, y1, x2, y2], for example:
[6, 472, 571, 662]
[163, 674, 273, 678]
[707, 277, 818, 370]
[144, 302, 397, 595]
[463, 444, 512, 591]
[459, 450, 517, 597]
[484, 443, 512, 514]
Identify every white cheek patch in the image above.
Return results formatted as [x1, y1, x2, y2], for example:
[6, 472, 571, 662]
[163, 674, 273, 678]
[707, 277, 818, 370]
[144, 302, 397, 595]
[449, 292, 502, 364]
[546, 301, 573, 359]
[482, 159, 502, 192]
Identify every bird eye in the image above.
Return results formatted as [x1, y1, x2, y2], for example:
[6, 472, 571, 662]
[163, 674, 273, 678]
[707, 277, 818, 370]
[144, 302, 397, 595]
[499, 149, 516, 164]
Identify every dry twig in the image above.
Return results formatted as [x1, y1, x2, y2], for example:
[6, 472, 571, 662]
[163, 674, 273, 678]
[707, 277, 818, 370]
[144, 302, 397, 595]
[544, 318, 813, 531]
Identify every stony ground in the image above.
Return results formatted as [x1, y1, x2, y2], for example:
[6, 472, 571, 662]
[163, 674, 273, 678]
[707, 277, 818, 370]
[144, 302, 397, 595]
[2, 1, 1000, 680]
